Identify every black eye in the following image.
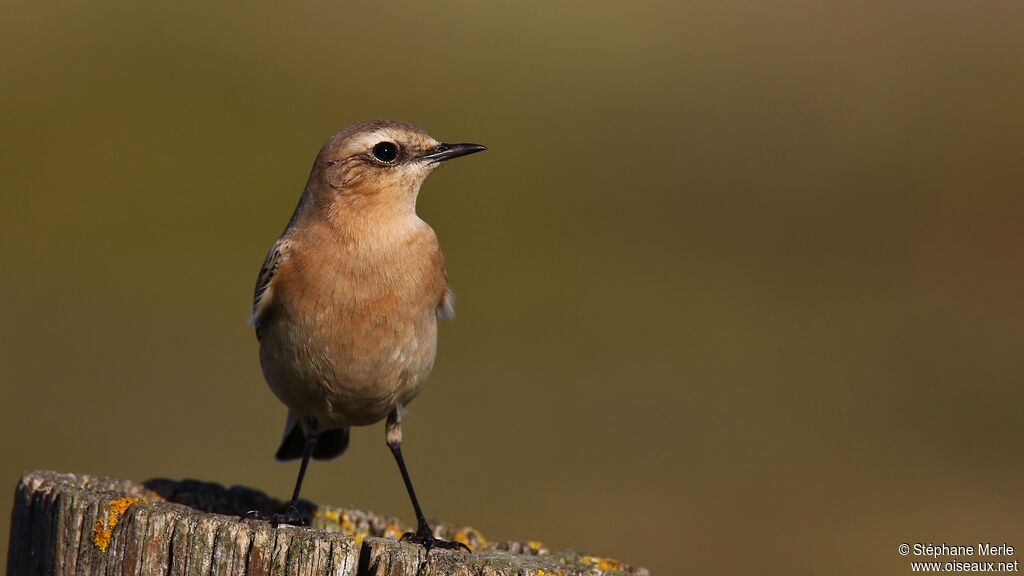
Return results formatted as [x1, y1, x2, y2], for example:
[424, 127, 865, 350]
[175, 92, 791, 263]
[372, 141, 399, 163]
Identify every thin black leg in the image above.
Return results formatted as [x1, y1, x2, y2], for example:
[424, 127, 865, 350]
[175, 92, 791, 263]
[389, 436, 428, 529]
[290, 433, 318, 503]
[273, 433, 317, 527]
[386, 408, 469, 552]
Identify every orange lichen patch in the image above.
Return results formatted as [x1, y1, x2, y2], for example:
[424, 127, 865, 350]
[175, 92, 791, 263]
[452, 526, 488, 551]
[93, 497, 143, 552]
[382, 521, 405, 540]
[534, 570, 565, 576]
[527, 540, 545, 553]
[580, 555, 624, 571]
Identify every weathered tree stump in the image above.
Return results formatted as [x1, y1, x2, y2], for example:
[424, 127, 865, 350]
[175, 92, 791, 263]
[7, 471, 647, 576]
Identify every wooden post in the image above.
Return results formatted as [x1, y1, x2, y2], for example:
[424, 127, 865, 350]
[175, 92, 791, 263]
[7, 471, 647, 576]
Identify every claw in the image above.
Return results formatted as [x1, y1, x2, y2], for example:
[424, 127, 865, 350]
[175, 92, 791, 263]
[400, 525, 471, 553]
[271, 504, 310, 527]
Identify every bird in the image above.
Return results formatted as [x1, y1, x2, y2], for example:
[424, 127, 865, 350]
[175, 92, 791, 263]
[250, 119, 485, 550]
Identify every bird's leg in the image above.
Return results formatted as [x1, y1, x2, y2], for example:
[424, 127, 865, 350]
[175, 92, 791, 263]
[386, 408, 469, 553]
[272, 433, 317, 527]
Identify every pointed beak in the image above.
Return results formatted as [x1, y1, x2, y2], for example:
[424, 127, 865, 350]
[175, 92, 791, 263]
[420, 142, 487, 164]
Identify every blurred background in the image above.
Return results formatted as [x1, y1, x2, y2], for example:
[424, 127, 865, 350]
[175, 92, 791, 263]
[2, 1, 1023, 574]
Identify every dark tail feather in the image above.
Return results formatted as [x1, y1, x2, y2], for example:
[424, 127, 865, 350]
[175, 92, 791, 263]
[312, 427, 349, 460]
[275, 424, 350, 462]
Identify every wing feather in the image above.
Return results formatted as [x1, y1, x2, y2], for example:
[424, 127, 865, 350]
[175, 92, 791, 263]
[251, 238, 291, 340]
[437, 286, 455, 320]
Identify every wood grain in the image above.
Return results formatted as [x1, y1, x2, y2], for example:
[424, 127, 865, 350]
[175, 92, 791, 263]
[7, 471, 647, 576]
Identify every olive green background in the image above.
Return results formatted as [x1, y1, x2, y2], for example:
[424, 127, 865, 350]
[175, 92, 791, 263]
[2, 2, 1023, 574]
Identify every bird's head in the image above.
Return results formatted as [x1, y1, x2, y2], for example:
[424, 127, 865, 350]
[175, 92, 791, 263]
[306, 120, 485, 215]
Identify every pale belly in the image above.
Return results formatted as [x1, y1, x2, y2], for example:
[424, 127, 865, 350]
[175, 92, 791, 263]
[259, 295, 439, 429]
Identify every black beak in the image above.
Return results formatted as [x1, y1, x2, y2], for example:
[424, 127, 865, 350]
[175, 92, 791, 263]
[420, 142, 487, 164]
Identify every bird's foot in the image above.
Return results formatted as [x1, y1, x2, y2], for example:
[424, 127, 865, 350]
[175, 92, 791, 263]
[271, 503, 310, 527]
[400, 523, 471, 553]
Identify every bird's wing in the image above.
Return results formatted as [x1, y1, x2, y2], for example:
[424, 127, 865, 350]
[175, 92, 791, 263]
[432, 246, 455, 320]
[437, 285, 456, 320]
[436, 256, 456, 320]
[251, 238, 291, 340]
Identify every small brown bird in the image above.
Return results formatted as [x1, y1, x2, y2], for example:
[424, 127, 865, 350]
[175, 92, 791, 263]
[251, 120, 485, 549]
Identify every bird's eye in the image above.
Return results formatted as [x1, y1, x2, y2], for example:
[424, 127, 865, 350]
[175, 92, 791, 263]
[372, 142, 400, 163]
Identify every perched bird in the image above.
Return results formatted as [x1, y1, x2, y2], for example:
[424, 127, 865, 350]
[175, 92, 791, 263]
[251, 120, 485, 550]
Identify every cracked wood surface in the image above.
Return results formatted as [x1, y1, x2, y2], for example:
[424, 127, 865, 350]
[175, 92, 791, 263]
[7, 470, 648, 576]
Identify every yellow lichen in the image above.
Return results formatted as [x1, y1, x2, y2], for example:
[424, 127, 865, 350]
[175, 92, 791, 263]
[580, 555, 623, 570]
[337, 512, 371, 546]
[339, 512, 357, 536]
[93, 497, 143, 552]
[452, 526, 488, 551]
[382, 521, 405, 540]
[316, 508, 341, 523]
[527, 540, 545, 552]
